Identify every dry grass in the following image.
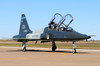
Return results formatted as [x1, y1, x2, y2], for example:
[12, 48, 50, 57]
[0, 40, 100, 49]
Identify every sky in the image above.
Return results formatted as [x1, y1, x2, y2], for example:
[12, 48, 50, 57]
[0, 0, 100, 40]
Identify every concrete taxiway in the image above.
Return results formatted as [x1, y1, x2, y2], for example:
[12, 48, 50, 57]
[0, 46, 100, 66]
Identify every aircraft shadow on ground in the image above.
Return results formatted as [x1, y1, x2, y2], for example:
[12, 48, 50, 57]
[6, 49, 90, 54]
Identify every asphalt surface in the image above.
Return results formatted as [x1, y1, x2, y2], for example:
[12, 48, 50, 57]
[0, 46, 100, 66]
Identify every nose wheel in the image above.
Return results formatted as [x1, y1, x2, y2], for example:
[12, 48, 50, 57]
[72, 48, 76, 53]
[72, 41, 76, 53]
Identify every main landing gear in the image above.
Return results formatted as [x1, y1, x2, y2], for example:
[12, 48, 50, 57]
[52, 41, 57, 52]
[22, 41, 26, 52]
[72, 41, 76, 53]
[21, 40, 76, 53]
[22, 40, 57, 52]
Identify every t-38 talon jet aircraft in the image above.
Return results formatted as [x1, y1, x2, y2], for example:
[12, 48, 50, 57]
[13, 13, 91, 53]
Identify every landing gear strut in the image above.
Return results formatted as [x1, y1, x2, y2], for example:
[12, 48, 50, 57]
[52, 41, 57, 52]
[72, 41, 76, 53]
[22, 41, 26, 52]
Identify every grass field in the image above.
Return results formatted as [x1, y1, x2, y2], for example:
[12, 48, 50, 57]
[0, 40, 100, 49]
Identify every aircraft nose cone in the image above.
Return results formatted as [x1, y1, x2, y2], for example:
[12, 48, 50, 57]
[88, 36, 91, 39]
[83, 34, 91, 39]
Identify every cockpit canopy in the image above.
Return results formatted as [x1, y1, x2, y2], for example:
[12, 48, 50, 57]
[48, 13, 74, 32]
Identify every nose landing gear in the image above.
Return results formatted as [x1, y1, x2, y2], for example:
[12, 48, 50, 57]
[72, 41, 76, 53]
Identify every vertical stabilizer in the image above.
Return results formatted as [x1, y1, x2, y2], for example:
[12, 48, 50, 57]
[19, 14, 32, 34]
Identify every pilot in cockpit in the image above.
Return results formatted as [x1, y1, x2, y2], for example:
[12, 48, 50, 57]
[49, 21, 58, 30]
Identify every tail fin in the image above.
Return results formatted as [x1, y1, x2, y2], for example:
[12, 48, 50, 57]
[19, 14, 32, 34]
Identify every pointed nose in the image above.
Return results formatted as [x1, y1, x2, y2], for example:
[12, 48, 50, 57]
[88, 36, 91, 39]
[83, 34, 91, 39]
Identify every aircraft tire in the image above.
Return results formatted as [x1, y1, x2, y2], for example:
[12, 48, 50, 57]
[52, 47, 56, 52]
[23, 47, 26, 52]
[72, 48, 76, 53]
